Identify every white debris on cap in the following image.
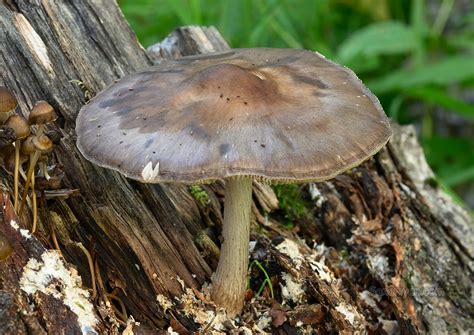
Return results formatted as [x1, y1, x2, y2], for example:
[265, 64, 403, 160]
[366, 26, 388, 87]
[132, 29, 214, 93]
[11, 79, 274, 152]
[19, 250, 97, 334]
[141, 161, 160, 182]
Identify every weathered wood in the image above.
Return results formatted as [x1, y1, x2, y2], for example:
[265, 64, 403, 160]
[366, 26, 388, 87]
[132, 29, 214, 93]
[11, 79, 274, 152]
[0, 2, 472, 334]
[0, 1, 214, 332]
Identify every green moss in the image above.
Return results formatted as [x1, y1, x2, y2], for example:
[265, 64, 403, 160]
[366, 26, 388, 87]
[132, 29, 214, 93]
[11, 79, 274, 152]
[188, 185, 210, 206]
[273, 184, 309, 227]
[424, 177, 439, 188]
[339, 247, 349, 259]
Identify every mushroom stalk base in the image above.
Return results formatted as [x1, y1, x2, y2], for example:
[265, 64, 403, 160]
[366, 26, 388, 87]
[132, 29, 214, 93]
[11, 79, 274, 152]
[211, 176, 252, 316]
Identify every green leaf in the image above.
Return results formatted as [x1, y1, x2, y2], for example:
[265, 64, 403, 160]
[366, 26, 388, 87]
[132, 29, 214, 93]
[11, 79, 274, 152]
[167, 0, 203, 25]
[407, 87, 474, 120]
[424, 137, 474, 187]
[448, 33, 474, 52]
[337, 21, 421, 64]
[443, 166, 474, 187]
[410, 0, 428, 37]
[368, 55, 474, 94]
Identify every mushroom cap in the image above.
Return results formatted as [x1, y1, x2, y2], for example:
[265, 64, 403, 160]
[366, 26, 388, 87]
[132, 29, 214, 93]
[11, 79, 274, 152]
[28, 101, 57, 125]
[32, 134, 53, 152]
[21, 134, 36, 155]
[4, 149, 28, 174]
[76, 48, 391, 184]
[5, 115, 30, 140]
[0, 87, 18, 114]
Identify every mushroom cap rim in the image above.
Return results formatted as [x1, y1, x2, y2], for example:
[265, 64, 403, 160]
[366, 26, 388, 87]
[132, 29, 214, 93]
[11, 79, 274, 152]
[76, 133, 391, 185]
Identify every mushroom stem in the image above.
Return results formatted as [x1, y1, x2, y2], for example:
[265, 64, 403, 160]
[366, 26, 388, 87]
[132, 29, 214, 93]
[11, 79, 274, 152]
[211, 176, 252, 316]
[19, 150, 40, 214]
[13, 139, 20, 210]
[19, 165, 27, 181]
[39, 161, 51, 180]
[31, 172, 38, 233]
[36, 124, 45, 137]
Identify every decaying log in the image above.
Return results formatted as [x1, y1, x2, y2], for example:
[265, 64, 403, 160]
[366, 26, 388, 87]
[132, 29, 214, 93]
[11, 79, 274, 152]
[0, 1, 472, 334]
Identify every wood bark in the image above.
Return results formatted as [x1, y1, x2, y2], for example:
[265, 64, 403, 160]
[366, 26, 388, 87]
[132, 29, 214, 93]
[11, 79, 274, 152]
[0, 1, 472, 334]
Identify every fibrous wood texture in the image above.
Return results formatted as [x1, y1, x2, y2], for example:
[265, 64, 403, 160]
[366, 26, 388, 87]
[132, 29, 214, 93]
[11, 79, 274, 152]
[0, 1, 472, 334]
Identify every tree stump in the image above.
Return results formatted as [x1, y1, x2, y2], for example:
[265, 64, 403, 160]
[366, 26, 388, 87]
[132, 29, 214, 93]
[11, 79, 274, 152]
[0, 2, 472, 334]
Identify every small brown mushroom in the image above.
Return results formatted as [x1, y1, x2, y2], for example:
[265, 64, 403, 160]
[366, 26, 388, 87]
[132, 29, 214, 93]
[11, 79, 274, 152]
[0, 87, 18, 124]
[28, 100, 57, 136]
[19, 134, 53, 229]
[5, 115, 30, 210]
[76, 48, 392, 316]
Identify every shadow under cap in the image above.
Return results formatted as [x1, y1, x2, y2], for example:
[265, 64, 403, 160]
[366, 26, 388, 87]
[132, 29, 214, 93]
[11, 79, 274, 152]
[76, 48, 392, 183]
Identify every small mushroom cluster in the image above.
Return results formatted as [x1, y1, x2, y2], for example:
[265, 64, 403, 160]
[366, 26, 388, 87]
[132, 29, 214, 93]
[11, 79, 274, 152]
[0, 87, 58, 233]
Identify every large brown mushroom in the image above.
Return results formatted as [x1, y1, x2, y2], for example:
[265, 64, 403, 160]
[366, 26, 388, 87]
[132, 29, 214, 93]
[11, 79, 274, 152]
[76, 48, 391, 316]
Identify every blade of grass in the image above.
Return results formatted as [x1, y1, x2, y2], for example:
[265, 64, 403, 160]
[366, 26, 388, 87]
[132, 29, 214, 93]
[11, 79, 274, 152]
[337, 21, 421, 64]
[432, 0, 455, 36]
[368, 55, 474, 94]
[443, 166, 474, 187]
[408, 87, 474, 120]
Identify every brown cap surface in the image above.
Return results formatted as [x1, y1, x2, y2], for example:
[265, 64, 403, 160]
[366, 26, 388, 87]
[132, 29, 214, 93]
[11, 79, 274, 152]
[33, 134, 53, 152]
[76, 48, 391, 183]
[0, 87, 18, 114]
[21, 134, 36, 155]
[6, 115, 30, 140]
[28, 101, 57, 125]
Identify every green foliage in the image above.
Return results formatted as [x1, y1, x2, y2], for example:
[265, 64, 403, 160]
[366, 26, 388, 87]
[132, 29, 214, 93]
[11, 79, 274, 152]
[119, 0, 474, 208]
[248, 260, 274, 299]
[273, 184, 309, 227]
[188, 185, 210, 206]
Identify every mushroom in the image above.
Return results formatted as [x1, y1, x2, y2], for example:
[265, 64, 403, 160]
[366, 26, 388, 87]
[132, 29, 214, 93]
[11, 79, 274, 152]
[28, 100, 57, 136]
[0, 87, 18, 124]
[19, 134, 53, 225]
[5, 115, 30, 210]
[18, 101, 57, 208]
[75, 48, 391, 316]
